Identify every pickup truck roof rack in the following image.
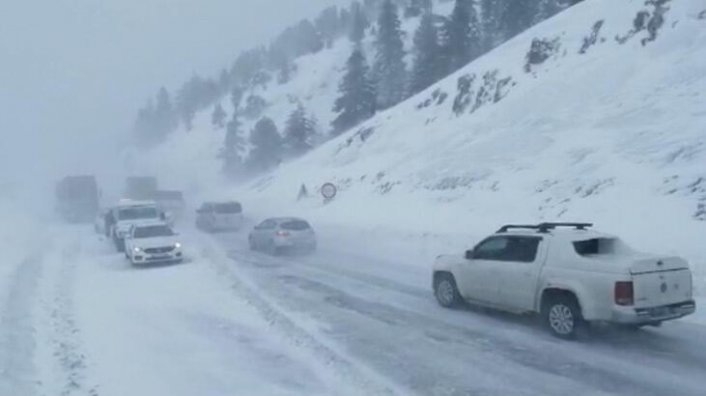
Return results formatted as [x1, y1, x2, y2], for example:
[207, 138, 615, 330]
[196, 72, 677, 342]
[496, 222, 594, 234]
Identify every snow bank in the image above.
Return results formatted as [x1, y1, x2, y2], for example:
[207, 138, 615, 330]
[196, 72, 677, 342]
[0, 197, 45, 304]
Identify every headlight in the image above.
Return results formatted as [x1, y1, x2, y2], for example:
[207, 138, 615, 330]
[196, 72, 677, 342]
[174, 242, 182, 249]
[133, 247, 142, 253]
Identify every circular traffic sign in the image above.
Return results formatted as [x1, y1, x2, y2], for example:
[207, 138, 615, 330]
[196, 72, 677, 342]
[321, 183, 337, 200]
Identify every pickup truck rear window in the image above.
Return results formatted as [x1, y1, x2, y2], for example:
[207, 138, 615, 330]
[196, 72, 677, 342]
[573, 238, 617, 256]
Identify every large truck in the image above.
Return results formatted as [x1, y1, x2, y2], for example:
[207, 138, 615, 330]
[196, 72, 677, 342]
[124, 176, 158, 200]
[55, 175, 100, 223]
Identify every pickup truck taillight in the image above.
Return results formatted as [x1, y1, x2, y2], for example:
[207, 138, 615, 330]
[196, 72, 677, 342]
[614, 281, 634, 306]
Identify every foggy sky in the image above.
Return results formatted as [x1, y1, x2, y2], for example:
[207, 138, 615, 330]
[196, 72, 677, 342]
[0, 0, 347, 185]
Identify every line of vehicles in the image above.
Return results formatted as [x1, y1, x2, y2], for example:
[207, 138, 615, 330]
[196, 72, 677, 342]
[56, 175, 696, 339]
[87, 185, 317, 266]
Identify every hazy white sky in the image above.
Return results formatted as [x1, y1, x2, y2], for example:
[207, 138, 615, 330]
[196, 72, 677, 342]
[0, 0, 347, 183]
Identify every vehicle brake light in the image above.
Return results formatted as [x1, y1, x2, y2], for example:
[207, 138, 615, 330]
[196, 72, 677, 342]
[276, 230, 290, 237]
[614, 281, 634, 306]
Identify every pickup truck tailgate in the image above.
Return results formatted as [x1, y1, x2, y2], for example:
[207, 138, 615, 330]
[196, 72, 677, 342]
[630, 257, 692, 308]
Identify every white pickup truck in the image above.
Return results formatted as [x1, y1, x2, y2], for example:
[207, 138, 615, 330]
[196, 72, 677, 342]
[432, 223, 696, 338]
[109, 200, 167, 252]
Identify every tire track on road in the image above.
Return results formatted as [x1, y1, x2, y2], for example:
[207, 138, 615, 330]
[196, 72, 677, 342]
[196, 233, 406, 396]
[36, 229, 99, 396]
[0, 256, 43, 396]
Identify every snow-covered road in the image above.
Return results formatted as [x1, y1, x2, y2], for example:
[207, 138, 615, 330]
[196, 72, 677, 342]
[1, 223, 705, 396]
[207, 227, 706, 396]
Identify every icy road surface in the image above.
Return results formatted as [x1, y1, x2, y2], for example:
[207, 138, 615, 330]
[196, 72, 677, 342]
[1, 224, 705, 396]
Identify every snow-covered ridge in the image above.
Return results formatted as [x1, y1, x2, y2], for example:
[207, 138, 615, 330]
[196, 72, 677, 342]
[134, 0, 706, 289]
[241, 0, 706, 283]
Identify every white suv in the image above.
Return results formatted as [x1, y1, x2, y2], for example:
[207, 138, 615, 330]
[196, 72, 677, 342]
[432, 223, 696, 338]
[124, 222, 183, 266]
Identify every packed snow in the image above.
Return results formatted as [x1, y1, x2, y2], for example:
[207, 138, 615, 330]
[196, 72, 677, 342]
[3, 0, 706, 395]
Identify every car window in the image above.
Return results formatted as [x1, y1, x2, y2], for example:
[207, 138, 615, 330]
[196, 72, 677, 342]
[118, 206, 159, 220]
[133, 225, 174, 238]
[473, 236, 541, 263]
[574, 238, 618, 256]
[473, 237, 509, 260]
[504, 237, 541, 263]
[214, 202, 242, 214]
[258, 219, 277, 230]
[280, 220, 310, 230]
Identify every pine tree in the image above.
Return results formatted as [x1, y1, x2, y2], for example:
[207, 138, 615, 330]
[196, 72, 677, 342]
[332, 49, 376, 135]
[349, 1, 369, 44]
[211, 103, 226, 129]
[406, 0, 433, 17]
[176, 74, 219, 131]
[222, 113, 245, 177]
[295, 19, 324, 55]
[284, 104, 316, 157]
[247, 117, 282, 171]
[535, 0, 563, 24]
[268, 45, 295, 84]
[154, 87, 178, 137]
[230, 86, 244, 111]
[410, 11, 442, 95]
[441, 0, 482, 74]
[133, 100, 156, 146]
[217, 69, 231, 94]
[480, 0, 505, 50]
[373, 0, 407, 109]
[338, 7, 351, 36]
[500, 0, 540, 39]
[315, 6, 341, 48]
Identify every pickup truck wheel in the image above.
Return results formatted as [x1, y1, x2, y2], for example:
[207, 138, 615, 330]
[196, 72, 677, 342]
[545, 298, 582, 339]
[434, 274, 463, 308]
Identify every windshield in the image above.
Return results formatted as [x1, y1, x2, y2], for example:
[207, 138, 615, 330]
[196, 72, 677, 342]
[214, 202, 242, 214]
[133, 225, 174, 238]
[118, 207, 159, 221]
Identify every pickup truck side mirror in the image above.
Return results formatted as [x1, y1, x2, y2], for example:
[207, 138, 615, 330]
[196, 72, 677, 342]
[465, 250, 475, 260]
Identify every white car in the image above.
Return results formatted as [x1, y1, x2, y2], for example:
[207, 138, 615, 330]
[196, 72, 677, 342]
[110, 200, 167, 252]
[195, 201, 243, 232]
[432, 223, 696, 338]
[248, 217, 316, 255]
[124, 222, 183, 266]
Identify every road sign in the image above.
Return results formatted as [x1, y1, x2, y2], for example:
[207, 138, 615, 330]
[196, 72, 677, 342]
[321, 182, 337, 200]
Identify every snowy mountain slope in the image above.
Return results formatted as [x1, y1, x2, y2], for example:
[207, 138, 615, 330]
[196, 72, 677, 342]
[126, 0, 460, 191]
[239, 0, 706, 284]
[130, 0, 706, 288]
